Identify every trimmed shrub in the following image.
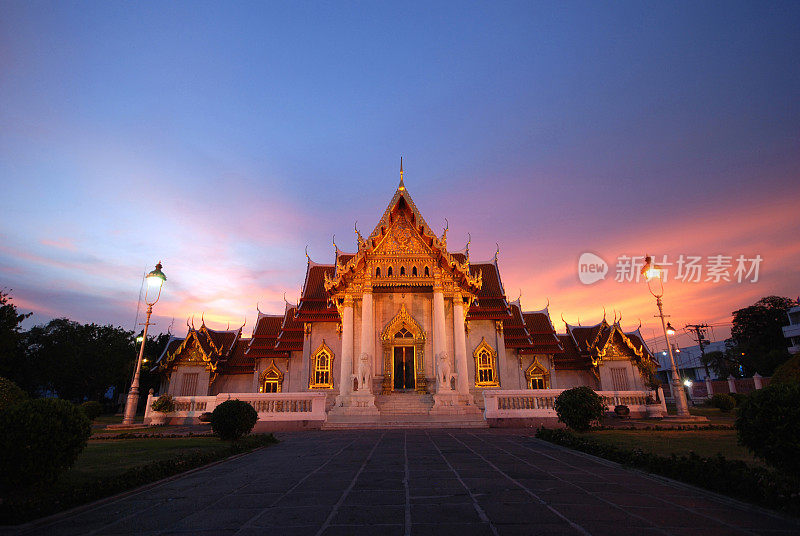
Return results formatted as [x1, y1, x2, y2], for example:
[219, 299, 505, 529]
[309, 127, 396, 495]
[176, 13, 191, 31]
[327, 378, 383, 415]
[151, 394, 175, 413]
[0, 376, 27, 412]
[614, 404, 630, 417]
[198, 412, 213, 423]
[80, 400, 103, 420]
[711, 393, 735, 412]
[771, 354, 800, 385]
[553, 386, 606, 432]
[0, 398, 91, 490]
[735, 383, 800, 473]
[729, 392, 748, 408]
[211, 400, 258, 441]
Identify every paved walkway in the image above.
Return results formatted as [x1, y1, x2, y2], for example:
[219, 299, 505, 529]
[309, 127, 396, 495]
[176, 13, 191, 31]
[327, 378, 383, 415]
[8, 430, 799, 536]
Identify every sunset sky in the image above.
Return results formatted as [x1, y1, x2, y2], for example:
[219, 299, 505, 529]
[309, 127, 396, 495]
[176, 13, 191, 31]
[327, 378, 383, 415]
[1, 2, 798, 352]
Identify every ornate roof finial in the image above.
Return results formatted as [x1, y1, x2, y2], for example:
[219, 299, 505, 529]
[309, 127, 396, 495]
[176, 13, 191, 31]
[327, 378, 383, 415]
[399, 156, 404, 190]
[465, 232, 471, 260]
[441, 218, 449, 247]
[354, 221, 364, 249]
[305, 245, 310, 262]
[332, 234, 338, 255]
[494, 243, 500, 263]
[256, 302, 262, 314]
[191, 315, 195, 329]
[603, 307, 607, 323]
[617, 312, 622, 325]
[226, 321, 230, 330]
[201, 312, 205, 327]
[637, 318, 642, 330]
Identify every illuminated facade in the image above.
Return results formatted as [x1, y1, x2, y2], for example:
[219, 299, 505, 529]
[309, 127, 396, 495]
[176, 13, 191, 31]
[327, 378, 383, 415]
[156, 172, 656, 422]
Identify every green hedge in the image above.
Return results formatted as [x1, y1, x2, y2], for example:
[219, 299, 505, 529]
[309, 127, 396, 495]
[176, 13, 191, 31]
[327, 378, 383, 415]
[0, 434, 277, 525]
[711, 393, 735, 412]
[80, 400, 103, 420]
[536, 428, 800, 515]
[735, 383, 800, 473]
[0, 399, 91, 489]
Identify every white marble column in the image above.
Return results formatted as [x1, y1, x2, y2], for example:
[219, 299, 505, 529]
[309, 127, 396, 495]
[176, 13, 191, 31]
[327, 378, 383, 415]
[452, 293, 470, 394]
[359, 284, 373, 393]
[433, 277, 448, 392]
[339, 296, 354, 399]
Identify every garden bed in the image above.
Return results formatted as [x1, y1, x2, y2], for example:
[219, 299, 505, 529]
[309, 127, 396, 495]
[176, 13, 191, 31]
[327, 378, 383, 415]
[536, 428, 800, 516]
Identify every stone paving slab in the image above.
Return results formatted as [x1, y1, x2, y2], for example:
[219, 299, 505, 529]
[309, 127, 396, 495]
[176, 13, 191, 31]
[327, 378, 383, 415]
[4, 429, 799, 536]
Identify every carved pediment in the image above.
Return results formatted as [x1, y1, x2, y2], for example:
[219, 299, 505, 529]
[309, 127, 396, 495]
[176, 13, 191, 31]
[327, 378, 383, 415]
[373, 214, 431, 256]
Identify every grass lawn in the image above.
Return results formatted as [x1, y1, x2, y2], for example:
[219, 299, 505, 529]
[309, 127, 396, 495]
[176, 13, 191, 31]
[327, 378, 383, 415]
[663, 402, 738, 425]
[66, 437, 231, 485]
[575, 429, 760, 464]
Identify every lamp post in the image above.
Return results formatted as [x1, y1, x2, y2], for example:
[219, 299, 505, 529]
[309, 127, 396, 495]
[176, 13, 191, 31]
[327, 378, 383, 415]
[122, 262, 167, 425]
[641, 255, 690, 417]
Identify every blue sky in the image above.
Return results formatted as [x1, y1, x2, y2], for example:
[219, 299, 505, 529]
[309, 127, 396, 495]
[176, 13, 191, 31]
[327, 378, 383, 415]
[1, 1, 798, 348]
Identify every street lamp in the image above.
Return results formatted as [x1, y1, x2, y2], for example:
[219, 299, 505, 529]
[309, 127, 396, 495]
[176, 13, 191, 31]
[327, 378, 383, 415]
[122, 262, 166, 425]
[641, 255, 690, 417]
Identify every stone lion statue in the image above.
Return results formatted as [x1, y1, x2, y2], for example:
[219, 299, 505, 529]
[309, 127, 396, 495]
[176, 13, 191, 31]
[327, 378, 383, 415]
[355, 352, 372, 393]
[437, 352, 453, 391]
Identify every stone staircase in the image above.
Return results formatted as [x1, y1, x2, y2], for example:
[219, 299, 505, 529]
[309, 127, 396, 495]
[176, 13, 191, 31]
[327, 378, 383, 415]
[375, 392, 434, 415]
[321, 392, 488, 430]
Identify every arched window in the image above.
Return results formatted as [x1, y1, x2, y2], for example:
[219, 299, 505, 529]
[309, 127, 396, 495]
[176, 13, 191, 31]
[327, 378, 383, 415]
[424, 266, 430, 277]
[412, 266, 418, 276]
[400, 266, 406, 276]
[259, 360, 284, 393]
[376, 267, 381, 277]
[525, 359, 551, 389]
[387, 266, 393, 277]
[310, 342, 334, 389]
[473, 338, 499, 387]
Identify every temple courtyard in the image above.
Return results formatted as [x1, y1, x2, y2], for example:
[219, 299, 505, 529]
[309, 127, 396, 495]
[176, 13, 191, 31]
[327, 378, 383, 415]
[6, 430, 798, 536]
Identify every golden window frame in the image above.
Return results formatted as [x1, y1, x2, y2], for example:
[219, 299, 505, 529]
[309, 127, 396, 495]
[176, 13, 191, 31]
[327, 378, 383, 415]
[259, 359, 284, 393]
[473, 338, 499, 387]
[525, 358, 551, 389]
[309, 340, 334, 389]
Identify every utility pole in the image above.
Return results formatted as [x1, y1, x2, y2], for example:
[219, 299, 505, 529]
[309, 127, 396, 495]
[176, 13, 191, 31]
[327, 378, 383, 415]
[686, 323, 710, 377]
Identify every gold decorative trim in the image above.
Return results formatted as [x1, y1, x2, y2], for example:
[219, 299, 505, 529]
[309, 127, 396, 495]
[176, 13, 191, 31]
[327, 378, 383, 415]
[473, 337, 499, 388]
[380, 304, 427, 394]
[309, 340, 334, 389]
[259, 359, 284, 393]
[525, 358, 551, 389]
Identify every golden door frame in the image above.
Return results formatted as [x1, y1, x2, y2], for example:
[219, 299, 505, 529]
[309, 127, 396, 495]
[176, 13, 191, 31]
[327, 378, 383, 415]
[380, 304, 427, 394]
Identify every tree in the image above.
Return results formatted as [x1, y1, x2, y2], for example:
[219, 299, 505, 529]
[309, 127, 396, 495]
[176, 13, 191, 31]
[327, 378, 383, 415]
[729, 296, 794, 376]
[0, 291, 32, 391]
[701, 349, 740, 379]
[23, 319, 136, 401]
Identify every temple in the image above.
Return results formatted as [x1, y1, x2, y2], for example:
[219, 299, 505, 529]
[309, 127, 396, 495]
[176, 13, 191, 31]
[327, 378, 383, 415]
[153, 169, 659, 427]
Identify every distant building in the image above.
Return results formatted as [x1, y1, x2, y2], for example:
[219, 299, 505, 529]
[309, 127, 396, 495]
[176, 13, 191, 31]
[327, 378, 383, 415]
[655, 340, 728, 382]
[783, 305, 800, 355]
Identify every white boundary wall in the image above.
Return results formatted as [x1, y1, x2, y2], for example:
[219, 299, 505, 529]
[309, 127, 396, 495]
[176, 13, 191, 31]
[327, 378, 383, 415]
[483, 389, 660, 419]
[144, 392, 328, 424]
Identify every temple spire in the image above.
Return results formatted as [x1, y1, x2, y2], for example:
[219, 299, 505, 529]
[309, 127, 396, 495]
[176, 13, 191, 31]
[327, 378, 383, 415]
[399, 156, 405, 190]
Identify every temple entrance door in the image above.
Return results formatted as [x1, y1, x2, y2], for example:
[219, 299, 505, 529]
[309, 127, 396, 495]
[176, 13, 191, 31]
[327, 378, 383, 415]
[393, 346, 415, 390]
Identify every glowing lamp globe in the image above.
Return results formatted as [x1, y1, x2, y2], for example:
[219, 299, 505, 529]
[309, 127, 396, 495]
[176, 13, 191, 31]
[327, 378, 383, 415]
[666, 322, 676, 336]
[641, 256, 661, 281]
[146, 262, 167, 288]
[683, 379, 693, 388]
